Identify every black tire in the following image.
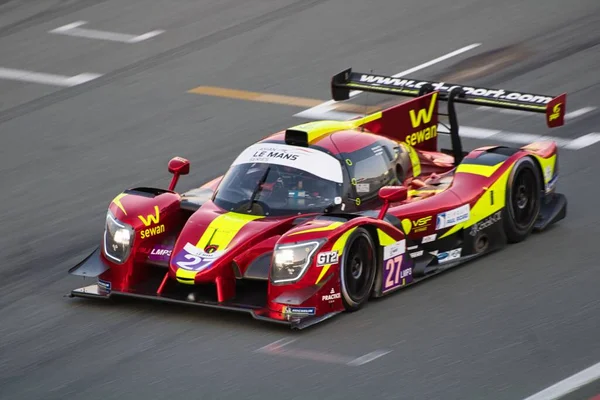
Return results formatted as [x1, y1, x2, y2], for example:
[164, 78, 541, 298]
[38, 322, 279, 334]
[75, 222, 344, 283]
[340, 227, 377, 312]
[503, 157, 542, 243]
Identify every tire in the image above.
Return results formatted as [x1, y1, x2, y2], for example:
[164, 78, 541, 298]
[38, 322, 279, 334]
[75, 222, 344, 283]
[340, 227, 377, 312]
[503, 157, 542, 243]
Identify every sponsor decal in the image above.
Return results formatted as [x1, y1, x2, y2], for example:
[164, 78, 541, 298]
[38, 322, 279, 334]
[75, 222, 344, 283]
[173, 242, 223, 272]
[549, 103, 562, 122]
[544, 165, 553, 182]
[151, 248, 171, 256]
[409, 92, 437, 127]
[411, 216, 433, 233]
[282, 306, 316, 316]
[469, 211, 502, 236]
[406, 127, 437, 146]
[383, 240, 406, 261]
[138, 206, 165, 239]
[403, 92, 439, 146]
[148, 245, 172, 262]
[422, 233, 437, 243]
[410, 250, 424, 258]
[317, 251, 339, 266]
[436, 204, 470, 230]
[322, 288, 341, 302]
[231, 143, 343, 183]
[138, 206, 160, 226]
[98, 279, 111, 292]
[356, 183, 370, 193]
[357, 74, 554, 105]
[140, 224, 165, 239]
[437, 248, 462, 263]
[407, 245, 418, 251]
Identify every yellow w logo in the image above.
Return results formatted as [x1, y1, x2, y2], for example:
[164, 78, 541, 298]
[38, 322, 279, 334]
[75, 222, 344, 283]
[409, 92, 438, 128]
[138, 206, 160, 226]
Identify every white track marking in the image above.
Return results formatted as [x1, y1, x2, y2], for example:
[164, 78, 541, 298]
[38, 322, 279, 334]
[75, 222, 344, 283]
[294, 43, 482, 119]
[255, 338, 392, 366]
[0, 67, 101, 87]
[347, 350, 392, 366]
[523, 361, 600, 400]
[50, 21, 164, 43]
[564, 132, 600, 150]
[565, 106, 596, 120]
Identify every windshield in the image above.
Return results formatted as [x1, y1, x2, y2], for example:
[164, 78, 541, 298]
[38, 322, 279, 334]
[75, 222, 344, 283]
[213, 143, 344, 216]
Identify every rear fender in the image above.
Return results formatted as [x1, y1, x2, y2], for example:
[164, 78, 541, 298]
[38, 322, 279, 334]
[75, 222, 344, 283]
[521, 141, 558, 194]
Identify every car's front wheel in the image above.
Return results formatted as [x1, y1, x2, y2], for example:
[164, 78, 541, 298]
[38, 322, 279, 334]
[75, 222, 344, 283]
[340, 227, 377, 312]
[503, 156, 542, 243]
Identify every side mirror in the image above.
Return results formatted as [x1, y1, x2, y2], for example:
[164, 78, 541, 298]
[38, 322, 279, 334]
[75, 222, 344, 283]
[167, 157, 190, 191]
[377, 186, 407, 219]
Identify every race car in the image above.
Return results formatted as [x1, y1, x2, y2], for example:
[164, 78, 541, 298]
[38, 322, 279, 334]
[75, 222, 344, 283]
[68, 68, 568, 329]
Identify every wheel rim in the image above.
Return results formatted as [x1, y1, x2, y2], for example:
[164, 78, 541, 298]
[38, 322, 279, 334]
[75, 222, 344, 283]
[344, 236, 374, 301]
[511, 167, 538, 229]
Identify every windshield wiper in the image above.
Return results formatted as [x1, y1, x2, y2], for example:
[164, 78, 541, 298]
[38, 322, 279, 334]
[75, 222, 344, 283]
[247, 166, 271, 212]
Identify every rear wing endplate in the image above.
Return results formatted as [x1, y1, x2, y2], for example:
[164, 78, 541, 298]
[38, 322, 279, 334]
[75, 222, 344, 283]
[331, 68, 567, 128]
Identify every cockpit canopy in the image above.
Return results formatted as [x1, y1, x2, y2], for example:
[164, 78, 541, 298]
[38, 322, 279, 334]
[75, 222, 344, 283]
[213, 143, 344, 216]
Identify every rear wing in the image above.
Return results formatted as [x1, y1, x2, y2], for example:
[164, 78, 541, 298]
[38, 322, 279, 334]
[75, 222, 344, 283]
[331, 68, 567, 129]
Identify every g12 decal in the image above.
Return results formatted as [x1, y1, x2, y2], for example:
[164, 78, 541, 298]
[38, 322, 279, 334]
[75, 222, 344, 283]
[317, 251, 339, 266]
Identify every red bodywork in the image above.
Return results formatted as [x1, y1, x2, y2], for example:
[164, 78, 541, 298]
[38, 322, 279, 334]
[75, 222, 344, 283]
[70, 85, 566, 329]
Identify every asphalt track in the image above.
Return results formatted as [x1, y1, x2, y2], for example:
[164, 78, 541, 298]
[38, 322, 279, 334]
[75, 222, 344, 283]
[1, 1, 600, 399]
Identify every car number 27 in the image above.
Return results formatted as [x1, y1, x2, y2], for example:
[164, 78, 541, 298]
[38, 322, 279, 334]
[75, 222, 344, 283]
[383, 255, 412, 292]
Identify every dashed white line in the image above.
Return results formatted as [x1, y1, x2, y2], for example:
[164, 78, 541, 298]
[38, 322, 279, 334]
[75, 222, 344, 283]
[564, 132, 600, 150]
[255, 338, 392, 367]
[347, 350, 392, 366]
[523, 361, 600, 400]
[294, 43, 482, 119]
[0, 67, 101, 87]
[50, 21, 164, 43]
[565, 106, 596, 120]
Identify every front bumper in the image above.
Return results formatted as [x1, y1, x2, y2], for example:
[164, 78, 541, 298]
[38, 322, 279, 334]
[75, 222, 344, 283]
[68, 248, 340, 330]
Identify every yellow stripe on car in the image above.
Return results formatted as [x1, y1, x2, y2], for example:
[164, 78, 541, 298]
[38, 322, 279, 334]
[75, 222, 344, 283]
[377, 229, 398, 246]
[530, 153, 557, 188]
[111, 193, 128, 215]
[195, 212, 263, 250]
[455, 162, 504, 177]
[439, 164, 513, 239]
[289, 221, 344, 235]
[175, 212, 262, 284]
[288, 113, 383, 144]
[315, 227, 357, 284]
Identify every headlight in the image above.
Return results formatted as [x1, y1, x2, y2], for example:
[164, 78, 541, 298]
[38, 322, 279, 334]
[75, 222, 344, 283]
[103, 210, 135, 264]
[270, 240, 323, 284]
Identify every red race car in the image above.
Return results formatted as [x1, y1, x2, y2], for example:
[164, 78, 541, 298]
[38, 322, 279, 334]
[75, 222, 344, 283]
[69, 69, 568, 329]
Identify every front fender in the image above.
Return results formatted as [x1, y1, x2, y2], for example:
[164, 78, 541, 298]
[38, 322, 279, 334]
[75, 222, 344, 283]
[267, 216, 407, 317]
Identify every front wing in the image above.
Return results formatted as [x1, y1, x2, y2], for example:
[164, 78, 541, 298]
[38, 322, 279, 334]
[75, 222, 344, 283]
[69, 248, 340, 330]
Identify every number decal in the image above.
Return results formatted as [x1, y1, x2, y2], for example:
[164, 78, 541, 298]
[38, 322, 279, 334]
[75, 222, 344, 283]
[383, 255, 412, 292]
[172, 243, 222, 272]
[176, 253, 202, 269]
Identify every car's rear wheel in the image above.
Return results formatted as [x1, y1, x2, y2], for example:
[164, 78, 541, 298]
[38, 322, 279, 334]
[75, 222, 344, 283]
[340, 227, 376, 312]
[504, 157, 542, 243]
